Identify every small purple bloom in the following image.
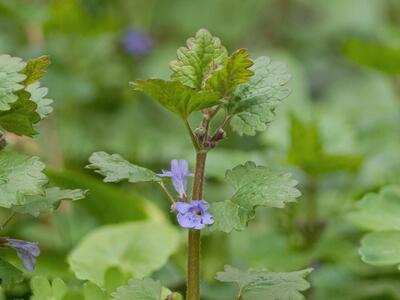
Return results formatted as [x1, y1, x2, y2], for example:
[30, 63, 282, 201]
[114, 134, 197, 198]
[122, 29, 154, 56]
[6, 238, 40, 272]
[174, 200, 214, 230]
[159, 160, 193, 198]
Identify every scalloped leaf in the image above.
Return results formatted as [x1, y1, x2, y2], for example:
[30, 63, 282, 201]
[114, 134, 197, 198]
[216, 265, 312, 300]
[170, 29, 228, 89]
[132, 79, 220, 119]
[26, 82, 53, 119]
[87, 151, 161, 183]
[0, 54, 26, 111]
[0, 151, 47, 208]
[68, 222, 179, 286]
[22, 55, 50, 86]
[210, 161, 301, 232]
[205, 48, 254, 97]
[111, 278, 174, 300]
[229, 56, 291, 136]
[31, 276, 68, 300]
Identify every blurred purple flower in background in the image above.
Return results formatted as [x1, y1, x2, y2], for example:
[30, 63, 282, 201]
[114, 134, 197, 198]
[121, 29, 154, 56]
[159, 159, 193, 198]
[1, 238, 40, 272]
[175, 200, 214, 230]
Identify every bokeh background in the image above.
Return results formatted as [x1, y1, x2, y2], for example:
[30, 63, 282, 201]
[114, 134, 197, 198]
[1, 0, 400, 299]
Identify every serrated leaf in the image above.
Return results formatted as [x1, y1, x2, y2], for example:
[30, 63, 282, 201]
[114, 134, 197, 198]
[21, 55, 50, 86]
[87, 151, 161, 183]
[31, 276, 68, 300]
[111, 278, 162, 300]
[26, 82, 53, 119]
[132, 79, 220, 119]
[210, 161, 300, 232]
[68, 222, 179, 287]
[0, 258, 24, 288]
[0, 54, 26, 111]
[216, 265, 312, 300]
[170, 29, 228, 89]
[0, 151, 47, 209]
[10, 187, 86, 217]
[205, 48, 254, 97]
[0, 90, 40, 136]
[229, 56, 291, 136]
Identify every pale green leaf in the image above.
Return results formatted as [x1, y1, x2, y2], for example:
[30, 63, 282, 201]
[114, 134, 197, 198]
[26, 82, 53, 119]
[87, 151, 161, 183]
[210, 161, 300, 232]
[216, 265, 312, 300]
[31, 276, 68, 300]
[230, 56, 291, 136]
[104, 266, 129, 295]
[205, 48, 254, 97]
[21, 55, 50, 86]
[111, 278, 162, 300]
[68, 222, 179, 286]
[131, 79, 220, 119]
[0, 54, 26, 111]
[348, 186, 400, 231]
[170, 28, 228, 89]
[0, 258, 24, 288]
[0, 151, 47, 208]
[360, 231, 400, 267]
[10, 187, 86, 217]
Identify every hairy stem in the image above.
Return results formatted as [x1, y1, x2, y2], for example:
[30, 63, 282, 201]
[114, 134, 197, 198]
[187, 151, 207, 300]
[158, 181, 176, 204]
[184, 119, 200, 151]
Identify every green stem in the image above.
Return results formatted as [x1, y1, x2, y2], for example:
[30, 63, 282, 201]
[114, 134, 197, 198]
[1, 212, 16, 230]
[158, 181, 176, 204]
[184, 119, 200, 151]
[187, 151, 207, 300]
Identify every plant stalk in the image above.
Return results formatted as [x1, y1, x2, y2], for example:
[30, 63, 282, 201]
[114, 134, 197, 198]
[187, 151, 207, 300]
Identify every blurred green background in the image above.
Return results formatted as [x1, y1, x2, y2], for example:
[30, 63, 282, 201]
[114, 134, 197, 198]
[1, 0, 400, 299]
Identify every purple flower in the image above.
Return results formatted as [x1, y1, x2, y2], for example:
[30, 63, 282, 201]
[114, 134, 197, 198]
[174, 200, 214, 230]
[159, 160, 193, 198]
[5, 238, 40, 272]
[121, 29, 154, 56]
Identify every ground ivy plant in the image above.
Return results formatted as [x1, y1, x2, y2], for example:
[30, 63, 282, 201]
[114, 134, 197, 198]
[87, 29, 312, 300]
[0, 54, 85, 287]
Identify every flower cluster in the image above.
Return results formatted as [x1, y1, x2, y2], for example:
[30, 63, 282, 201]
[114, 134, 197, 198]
[0, 237, 40, 272]
[160, 160, 214, 230]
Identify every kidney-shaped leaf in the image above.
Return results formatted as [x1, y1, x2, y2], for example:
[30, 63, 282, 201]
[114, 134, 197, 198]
[68, 222, 179, 287]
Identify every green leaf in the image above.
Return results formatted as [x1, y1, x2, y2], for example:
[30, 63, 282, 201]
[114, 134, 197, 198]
[0, 54, 26, 111]
[87, 151, 161, 183]
[68, 222, 179, 287]
[360, 231, 400, 267]
[216, 265, 313, 300]
[348, 186, 400, 231]
[104, 266, 129, 295]
[170, 29, 228, 89]
[83, 282, 107, 300]
[205, 48, 254, 97]
[229, 56, 291, 136]
[21, 55, 50, 86]
[31, 276, 68, 300]
[111, 278, 162, 300]
[288, 115, 362, 174]
[343, 39, 400, 75]
[26, 82, 53, 119]
[0, 258, 24, 288]
[131, 79, 220, 119]
[10, 187, 86, 217]
[210, 161, 301, 232]
[0, 89, 40, 136]
[0, 151, 47, 208]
